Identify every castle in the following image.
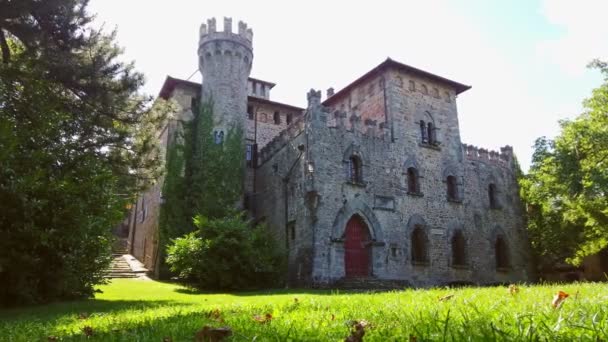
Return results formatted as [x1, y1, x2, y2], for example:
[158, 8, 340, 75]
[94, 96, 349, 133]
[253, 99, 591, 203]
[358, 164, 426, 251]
[127, 18, 533, 287]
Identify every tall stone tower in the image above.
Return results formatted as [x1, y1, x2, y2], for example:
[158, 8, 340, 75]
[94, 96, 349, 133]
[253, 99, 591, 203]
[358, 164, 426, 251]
[198, 17, 253, 137]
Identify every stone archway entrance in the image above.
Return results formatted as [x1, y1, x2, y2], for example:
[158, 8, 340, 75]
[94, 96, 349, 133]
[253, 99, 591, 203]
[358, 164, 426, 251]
[344, 215, 371, 278]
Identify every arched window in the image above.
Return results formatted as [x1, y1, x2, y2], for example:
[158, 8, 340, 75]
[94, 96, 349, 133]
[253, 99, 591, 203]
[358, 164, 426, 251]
[348, 155, 363, 183]
[286, 113, 293, 125]
[273, 111, 281, 125]
[495, 236, 509, 269]
[419, 120, 428, 143]
[451, 230, 466, 266]
[427, 122, 435, 144]
[407, 167, 419, 194]
[447, 175, 458, 201]
[488, 183, 498, 208]
[411, 226, 428, 263]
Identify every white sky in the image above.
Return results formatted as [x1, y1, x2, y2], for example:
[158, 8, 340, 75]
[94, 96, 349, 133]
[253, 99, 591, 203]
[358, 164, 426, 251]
[89, 0, 607, 171]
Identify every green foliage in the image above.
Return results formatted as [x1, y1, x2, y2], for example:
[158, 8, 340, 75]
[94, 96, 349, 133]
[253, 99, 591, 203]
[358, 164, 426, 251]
[158, 102, 248, 278]
[0, 1, 171, 305]
[521, 59, 608, 269]
[2, 279, 608, 340]
[166, 214, 284, 290]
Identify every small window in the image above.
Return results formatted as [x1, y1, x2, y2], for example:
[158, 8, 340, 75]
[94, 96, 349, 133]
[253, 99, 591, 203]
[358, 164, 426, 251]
[411, 226, 428, 263]
[409, 80, 416, 91]
[432, 87, 440, 98]
[273, 111, 281, 125]
[421, 84, 428, 95]
[348, 155, 363, 183]
[396, 76, 404, 88]
[407, 167, 419, 194]
[447, 175, 458, 201]
[247, 105, 254, 120]
[495, 236, 509, 269]
[488, 184, 498, 209]
[214, 130, 224, 145]
[191, 97, 199, 111]
[288, 221, 296, 241]
[427, 122, 435, 145]
[246, 144, 253, 167]
[140, 197, 147, 223]
[451, 230, 466, 266]
[286, 113, 293, 125]
[419, 120, 428, 143]
[445, 91, 452, 103]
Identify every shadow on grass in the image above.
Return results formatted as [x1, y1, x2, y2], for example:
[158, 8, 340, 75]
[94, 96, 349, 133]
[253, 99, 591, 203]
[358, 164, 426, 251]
[0, 299, 189, 323]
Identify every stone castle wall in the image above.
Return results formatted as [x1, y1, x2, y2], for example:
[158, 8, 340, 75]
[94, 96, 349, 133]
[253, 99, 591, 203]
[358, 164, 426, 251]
[256, 68, 531, 286]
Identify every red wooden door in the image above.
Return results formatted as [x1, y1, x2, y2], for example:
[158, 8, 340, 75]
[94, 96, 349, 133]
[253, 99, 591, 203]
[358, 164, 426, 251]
[344, 216, 371, 277]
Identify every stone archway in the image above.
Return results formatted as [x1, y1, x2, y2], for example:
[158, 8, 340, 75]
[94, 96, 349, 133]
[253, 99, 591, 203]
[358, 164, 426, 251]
[344, 215, 371, 278]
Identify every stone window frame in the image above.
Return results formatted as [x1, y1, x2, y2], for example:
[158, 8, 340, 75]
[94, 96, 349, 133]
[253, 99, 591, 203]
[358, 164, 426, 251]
[432, 87, 440, 98]
[403, 156, 424, 197]
[411, 225, 429, 265]
[488, 182, 502, 210]
[421, 84, 428, 95]
[396, 76, 404, 88]
[418, 111, 441, 149]
[343, 144, 367, 187]
[286, 113, 293, 125]
[408, 80, 416, 92]
[348, 155, 363, 184]
[449, 229, 468, 268]
[445, 91, 452, 103]
[406, 214, 430, 266]
[442, 166, 463, 203]
[273, 111, 281, 125]
[247, 105, 254, 120]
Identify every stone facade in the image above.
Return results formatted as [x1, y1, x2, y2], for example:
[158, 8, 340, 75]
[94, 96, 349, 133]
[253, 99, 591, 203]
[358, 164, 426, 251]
[128, 17, 533, 286]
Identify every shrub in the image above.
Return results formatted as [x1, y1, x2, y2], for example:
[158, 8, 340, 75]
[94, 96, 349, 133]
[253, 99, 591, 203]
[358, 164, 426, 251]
[166, 213, 284, 290]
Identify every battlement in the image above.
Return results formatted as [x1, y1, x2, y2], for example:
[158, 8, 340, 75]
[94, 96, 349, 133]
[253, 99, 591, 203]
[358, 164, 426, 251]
[199, 17, 253, 46]
[463, 143, 513, 167]
[259, 114, 306, 164]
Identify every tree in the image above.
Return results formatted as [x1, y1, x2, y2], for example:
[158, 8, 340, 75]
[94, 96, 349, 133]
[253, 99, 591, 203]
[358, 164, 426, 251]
[521, 60, 608, 270]
[0, 1, 170, 305]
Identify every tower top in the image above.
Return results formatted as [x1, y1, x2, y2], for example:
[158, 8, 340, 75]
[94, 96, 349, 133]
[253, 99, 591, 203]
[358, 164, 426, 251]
[199, 17, 253, 48]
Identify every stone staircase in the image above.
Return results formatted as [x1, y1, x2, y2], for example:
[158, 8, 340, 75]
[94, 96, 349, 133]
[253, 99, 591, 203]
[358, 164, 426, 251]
[105, 239, 148, 279]
[106, 254, 140, 279]
[331, 277, 411, 291]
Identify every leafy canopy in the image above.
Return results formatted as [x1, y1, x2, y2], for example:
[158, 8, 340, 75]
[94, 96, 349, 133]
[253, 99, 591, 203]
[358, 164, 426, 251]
[0, 0, 171, 305]
[521, 60, 608, 269]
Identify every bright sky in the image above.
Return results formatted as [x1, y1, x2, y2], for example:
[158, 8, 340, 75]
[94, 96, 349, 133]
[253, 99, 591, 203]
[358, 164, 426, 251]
[89, 0, 607, 171]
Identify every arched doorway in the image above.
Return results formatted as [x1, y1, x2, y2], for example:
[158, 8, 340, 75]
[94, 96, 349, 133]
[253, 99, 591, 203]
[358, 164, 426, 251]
[344, 215, 371, 278]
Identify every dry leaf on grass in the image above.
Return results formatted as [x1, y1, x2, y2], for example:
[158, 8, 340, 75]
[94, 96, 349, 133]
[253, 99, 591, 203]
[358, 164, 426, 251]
[78, 312, 89, 320]
[47, 336, 58, 342]
[552, 291, 569, 308]
[162, 337, 173, 342]
[82, 326, 94, 337]
[409, 334, 417, 342]
[206, 308, 223, 321]
[439, 294, 454, 302]
[194, 326, 232, 342]
[253, 313, 273, 324]
[508, 284, 519, 295]
[344, 320, 370, 342]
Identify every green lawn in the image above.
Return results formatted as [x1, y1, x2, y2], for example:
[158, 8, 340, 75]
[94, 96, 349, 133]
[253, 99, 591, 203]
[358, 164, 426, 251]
[0, 279, 607, 341]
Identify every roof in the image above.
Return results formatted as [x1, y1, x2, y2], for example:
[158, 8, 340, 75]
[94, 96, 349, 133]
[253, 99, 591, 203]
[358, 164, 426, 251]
[158, 76, 277, 99]
[248, 77, 276, 89]
[323, 58, 471, 106]
[158, 76, 302, 111]
[247, 96, 304, 112]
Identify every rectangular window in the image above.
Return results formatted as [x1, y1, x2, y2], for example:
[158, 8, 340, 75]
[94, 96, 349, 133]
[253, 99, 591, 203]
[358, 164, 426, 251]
[247, 105, 254, 120]
[273, 111, 281, 125]
[246, 144, 253, 167]
[432, 88, 440, 98]
[286, 113, 293, 125]
[409, 80, 416, 91]
[288, 221, 296, 241]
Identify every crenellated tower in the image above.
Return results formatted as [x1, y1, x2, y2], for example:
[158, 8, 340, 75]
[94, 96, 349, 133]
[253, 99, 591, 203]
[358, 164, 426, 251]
[198, 17, 253, 136]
